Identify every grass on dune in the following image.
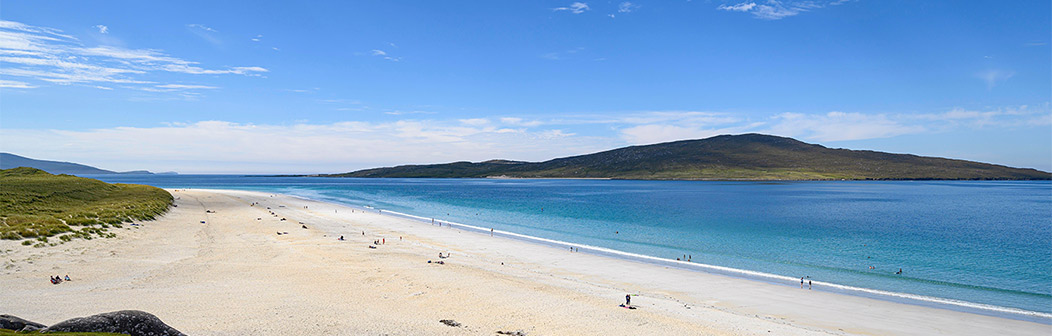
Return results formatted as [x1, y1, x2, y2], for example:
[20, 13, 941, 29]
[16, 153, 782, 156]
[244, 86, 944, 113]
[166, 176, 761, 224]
[0, 167, 173, 245]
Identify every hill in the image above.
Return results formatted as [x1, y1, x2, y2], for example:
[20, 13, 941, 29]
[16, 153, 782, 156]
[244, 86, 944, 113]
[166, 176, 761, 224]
[0, 167, 173, 244]
[0, 153, 157, 175]
[328, 134, 1050, 180]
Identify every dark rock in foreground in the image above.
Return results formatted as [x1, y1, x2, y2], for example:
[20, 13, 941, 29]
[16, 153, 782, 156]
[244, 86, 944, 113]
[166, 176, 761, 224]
[0, 314, 46, 331]
[42, 310, 185, 336]
[440, 319, 462, 327]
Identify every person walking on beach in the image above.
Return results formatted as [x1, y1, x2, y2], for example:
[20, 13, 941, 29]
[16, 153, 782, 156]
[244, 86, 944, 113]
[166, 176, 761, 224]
[800, 277, 804, 288]
[625, 294, 631, 306]
[808, 280, 812, 290]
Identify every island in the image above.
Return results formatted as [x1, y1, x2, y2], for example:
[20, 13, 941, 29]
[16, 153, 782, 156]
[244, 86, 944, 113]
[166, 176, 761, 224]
[325, 134, 1050, 180]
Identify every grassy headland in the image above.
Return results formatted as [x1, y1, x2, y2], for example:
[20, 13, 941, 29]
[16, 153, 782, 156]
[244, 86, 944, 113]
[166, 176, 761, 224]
[0, 167, 172, 245]
[327, 134, 1051, 180]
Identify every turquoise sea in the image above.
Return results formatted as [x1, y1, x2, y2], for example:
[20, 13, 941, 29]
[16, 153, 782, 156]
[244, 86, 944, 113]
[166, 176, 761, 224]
[88, 175, 1052, 320]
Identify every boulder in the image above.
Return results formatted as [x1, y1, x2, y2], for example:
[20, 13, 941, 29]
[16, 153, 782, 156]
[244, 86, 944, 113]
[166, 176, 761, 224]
[0, 314, 46, 331]
[42, 310, 184, 336]
[20, 324, 42, 332]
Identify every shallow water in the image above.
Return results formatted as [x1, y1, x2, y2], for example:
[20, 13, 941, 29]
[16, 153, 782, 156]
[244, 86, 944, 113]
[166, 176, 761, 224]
[90, 175, 1052, 316]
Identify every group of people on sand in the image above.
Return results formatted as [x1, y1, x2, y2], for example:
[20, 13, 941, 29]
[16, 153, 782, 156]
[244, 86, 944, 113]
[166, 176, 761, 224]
[50, 274, 70, 285]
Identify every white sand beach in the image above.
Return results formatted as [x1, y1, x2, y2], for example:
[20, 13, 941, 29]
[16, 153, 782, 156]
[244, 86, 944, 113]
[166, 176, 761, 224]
[1, 189, 1047, 335]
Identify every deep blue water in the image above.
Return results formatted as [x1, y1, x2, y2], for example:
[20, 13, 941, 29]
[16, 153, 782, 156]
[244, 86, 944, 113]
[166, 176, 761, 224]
[89, 175, 1052, 316]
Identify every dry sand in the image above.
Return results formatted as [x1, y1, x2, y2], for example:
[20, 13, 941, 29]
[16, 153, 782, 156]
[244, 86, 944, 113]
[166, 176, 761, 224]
[1, 189, 1047, 335]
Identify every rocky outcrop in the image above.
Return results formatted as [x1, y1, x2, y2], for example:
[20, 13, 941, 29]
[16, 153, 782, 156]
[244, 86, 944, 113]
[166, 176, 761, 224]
[42, 310, 185, 336]
[0, 314, 46, 331]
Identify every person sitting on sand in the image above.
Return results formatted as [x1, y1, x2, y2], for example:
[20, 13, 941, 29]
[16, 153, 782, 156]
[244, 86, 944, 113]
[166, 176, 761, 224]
[64, 274, 70, 281]
[339, 235, 344, 241]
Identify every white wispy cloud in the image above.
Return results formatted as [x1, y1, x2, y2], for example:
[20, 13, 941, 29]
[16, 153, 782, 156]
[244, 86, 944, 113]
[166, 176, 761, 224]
[719, 2, 757, 12]
[718, 0, 844, 20]
[154, 84, 218, 90]
[186, 24, 221, 46]
[251, 34, 262, 42]
[540, 47, 586, 60]
[618, 2, 638, 13]
[384, 110, 436, 115]
[187, 24, 216, 32]
[976, 69, 1014, 89]
[909, 105, 1050, 128]
[500, 117, 544, 127]
[764, 111, 924, 141]
[554, 2, 590, 14]
[613, 111, 753, 144]
[370, 49, 400, 61]
[0, 20, 267, 90]
[94, 25, 109, 34]
[459, 118, 490, 126]
[0, 79, 37, 88]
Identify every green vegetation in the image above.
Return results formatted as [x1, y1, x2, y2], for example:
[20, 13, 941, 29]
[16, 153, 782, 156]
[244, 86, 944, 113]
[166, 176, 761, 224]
[0, 329, 126, 336]
[327, 134, 1051, 180]
[0, 167, 173, 243]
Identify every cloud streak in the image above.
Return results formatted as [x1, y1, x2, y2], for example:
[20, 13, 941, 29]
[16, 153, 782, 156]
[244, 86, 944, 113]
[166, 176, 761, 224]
[0, 20, 266, 91]
[553, 2, 590, 14]
[976, 69, 1014, 89]
[0, 79, 37, 88]
[370, 49, 400, 61]
[717, 0, 847, 20]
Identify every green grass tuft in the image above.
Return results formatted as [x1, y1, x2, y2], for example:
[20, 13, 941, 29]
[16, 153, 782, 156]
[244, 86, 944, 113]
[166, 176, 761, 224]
[0, 167, 173, 242]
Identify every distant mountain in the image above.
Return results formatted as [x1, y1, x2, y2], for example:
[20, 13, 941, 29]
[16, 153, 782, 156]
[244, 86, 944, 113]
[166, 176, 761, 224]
[327, 134, 1050, 180]
[0, 153, 156, 175]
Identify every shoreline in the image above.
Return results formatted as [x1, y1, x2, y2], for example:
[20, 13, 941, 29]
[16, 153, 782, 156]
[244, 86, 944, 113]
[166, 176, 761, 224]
[384, 213, 1052, 323]
[2, 188, 1047, 335]
[282, 191, 1052, 324]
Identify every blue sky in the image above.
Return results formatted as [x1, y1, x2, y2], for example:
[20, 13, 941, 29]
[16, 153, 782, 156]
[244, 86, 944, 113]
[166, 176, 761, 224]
[1, 1, 1049, 173]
